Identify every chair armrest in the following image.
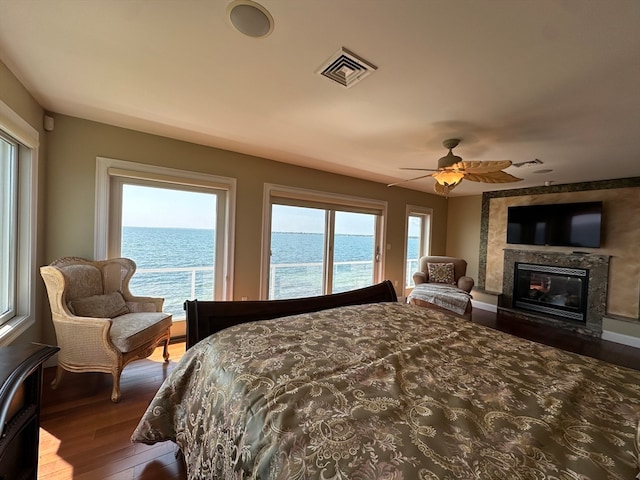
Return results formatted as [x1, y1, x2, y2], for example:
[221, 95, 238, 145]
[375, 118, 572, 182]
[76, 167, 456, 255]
[123, 295, 164, 312]
[457, 276, 475, 293]
[413, 272, 427, 285]
[50, 315, 118, 363]
[52, 314, 113, 335]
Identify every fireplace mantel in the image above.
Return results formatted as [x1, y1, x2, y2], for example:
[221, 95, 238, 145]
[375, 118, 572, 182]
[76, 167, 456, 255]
[501, 249, 610, 335]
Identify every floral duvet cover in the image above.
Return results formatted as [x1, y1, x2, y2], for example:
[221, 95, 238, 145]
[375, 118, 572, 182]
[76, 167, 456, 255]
[132, 302, 640, 479]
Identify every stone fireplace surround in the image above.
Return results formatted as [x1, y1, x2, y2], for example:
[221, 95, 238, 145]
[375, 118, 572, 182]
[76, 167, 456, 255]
[501, 249, 610, 336]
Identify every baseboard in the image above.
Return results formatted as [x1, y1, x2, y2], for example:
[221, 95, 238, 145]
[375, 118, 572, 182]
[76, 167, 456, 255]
[471, 300, 497, 313]
[601, 330, 640, 349]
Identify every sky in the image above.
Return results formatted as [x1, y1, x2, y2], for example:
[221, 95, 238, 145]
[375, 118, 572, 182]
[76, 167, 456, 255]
[122, 185, 217, 229]
[122, 184, 377, 234]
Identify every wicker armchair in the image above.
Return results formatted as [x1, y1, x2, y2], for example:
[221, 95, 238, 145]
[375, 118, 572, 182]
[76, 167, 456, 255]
[40, 257, 172, 402]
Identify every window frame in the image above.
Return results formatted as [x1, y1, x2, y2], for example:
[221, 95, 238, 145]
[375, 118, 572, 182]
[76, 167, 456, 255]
[0, 100, 39, 345]
[261, 183, 387, 299]
[95, 157, 237, 301]
[404, 205, 432, 293]
[0, 131, 18, 325]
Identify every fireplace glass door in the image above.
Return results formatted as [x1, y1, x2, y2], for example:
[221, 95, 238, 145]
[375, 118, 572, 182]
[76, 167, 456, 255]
[513, 263, 589, 322]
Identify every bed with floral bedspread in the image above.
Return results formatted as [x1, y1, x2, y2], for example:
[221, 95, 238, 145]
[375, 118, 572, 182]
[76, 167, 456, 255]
[132, 302, 640, 479]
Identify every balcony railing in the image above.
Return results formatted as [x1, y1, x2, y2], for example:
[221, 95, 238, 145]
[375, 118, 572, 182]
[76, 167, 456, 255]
[130, 266, 215, 320]
[268, 260, 374, 300]
[406, 258, 419, 287]
[130, 259, 420, 318]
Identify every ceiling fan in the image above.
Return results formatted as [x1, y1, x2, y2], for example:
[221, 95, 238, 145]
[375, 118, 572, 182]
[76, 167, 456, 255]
[388, 138, 523, 196]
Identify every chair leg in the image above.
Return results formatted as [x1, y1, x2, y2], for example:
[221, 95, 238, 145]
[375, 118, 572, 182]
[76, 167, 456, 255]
[51, 366, 64, 389]
[111, 369, 122, 403]
[163, 337, 170, 362]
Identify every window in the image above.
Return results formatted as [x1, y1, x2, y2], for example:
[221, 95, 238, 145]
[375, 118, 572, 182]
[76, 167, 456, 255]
[0, 133, 17, 325]
[0, 100, 39, 345]
[263, 185, 386, 299]
[95, 158, 236, 319]
[405, 206, 432, 290]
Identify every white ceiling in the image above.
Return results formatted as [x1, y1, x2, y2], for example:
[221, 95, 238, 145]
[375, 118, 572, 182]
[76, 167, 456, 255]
[1, 0, 639, 196]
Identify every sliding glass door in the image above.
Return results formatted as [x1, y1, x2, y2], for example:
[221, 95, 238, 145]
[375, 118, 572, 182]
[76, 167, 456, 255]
[269, 204, 326, 298]
[332, 211, 377, 293]
[268, 203, 380, 299]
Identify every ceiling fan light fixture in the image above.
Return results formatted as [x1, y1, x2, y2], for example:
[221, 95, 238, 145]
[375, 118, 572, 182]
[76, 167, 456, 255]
[437, 151, 462, 169]
[433, 170, 464, 187]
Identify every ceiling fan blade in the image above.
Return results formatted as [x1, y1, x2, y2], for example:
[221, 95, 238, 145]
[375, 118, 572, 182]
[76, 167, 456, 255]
[463, 170, 523, 183]
[387, 173, 434, 187]
[399, 167, 439, 172]
[456, 160, 513, 174]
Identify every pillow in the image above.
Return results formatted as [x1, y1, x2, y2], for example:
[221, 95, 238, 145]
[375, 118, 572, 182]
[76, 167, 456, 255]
[126, 301, 158, 313]
[68, 291, 130, 318]
[427, 262, 455, 284]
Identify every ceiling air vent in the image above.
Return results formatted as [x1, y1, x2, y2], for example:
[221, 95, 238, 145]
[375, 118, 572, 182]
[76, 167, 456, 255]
[317, 47, 377, 88]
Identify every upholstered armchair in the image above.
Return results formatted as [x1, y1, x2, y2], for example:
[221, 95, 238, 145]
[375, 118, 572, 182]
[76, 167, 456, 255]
[40, 257, 172, 402]
[409, 256, 475, 318]
[413, 255, 475, 293]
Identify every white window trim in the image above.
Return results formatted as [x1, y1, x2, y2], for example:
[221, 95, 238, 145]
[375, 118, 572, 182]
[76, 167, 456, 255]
[404, 205, 433, 292]
[95, 157, 237, 300]
[261, 183, 388, 299]
[0, 100, 39, 345]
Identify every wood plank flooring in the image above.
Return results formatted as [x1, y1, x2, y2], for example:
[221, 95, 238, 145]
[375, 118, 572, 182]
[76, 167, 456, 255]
[470, 308, 640, 371]
[38, 309, 640, 479]
[38, 342, 187, 480]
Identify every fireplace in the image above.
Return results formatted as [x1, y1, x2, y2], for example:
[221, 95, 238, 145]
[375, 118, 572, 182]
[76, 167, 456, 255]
[501, 249, 610, 336]
[513, 263, 589, 323]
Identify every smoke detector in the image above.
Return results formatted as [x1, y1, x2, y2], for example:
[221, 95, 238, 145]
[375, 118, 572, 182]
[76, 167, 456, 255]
[317, 47, 377, 88]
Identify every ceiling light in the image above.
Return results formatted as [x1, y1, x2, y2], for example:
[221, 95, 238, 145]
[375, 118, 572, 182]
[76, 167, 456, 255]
[433, 170, 464, 187]
[228, 1, 274, 38]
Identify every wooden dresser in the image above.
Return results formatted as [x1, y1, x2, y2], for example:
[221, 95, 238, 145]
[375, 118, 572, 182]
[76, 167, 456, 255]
[0, 344, 58, 480]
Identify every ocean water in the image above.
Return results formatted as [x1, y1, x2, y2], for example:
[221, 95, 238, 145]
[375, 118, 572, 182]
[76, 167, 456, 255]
[122, 226, 419, 317]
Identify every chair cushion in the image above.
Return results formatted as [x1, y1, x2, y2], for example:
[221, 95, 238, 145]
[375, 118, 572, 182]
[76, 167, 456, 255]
[60, 264, 103, 300]
[427, 262, 455, 284]
[68, 291, 130, 318]
[110, 312, 172, 353]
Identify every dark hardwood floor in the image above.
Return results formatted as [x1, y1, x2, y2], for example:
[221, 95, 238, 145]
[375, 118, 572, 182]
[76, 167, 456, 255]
[470, 308, 640, 371]
[38, 342, 187, 480]
[37, 308, 640, 479]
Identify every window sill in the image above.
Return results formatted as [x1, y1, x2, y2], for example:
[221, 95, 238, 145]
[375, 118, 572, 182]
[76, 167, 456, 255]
[0, 315, 35, 346]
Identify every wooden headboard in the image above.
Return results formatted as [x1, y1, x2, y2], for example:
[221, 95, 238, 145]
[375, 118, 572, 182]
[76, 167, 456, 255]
[184, 280, 397, 349]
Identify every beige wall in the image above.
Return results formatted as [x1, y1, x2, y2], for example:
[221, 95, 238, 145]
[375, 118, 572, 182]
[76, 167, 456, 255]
[0, 60, 46, 344]
[484, 188, 640, 320]
[442, 185, 640, 341]
[38, 113, 448, 345]
[1, 51, 450, 347]
[446, 195, 482, 282]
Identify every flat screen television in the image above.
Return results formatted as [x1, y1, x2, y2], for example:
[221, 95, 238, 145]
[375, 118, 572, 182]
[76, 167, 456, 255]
[506, 201, 602, 248]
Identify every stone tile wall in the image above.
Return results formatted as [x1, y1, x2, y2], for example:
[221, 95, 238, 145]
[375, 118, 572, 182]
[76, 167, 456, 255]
[502, 249, 609, 335]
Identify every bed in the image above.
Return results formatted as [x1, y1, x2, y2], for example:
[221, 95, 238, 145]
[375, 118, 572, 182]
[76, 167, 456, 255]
[132, 281, 640, 479]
